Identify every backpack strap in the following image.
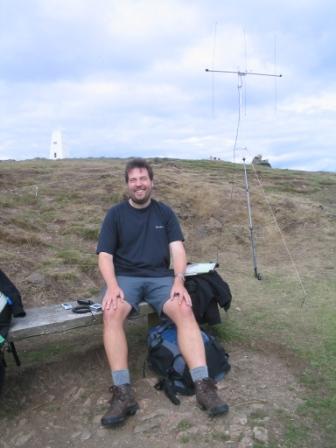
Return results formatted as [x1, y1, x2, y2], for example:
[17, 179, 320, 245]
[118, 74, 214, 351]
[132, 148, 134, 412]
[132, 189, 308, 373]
[154, 378, 181, 405]
[153, 321, 174, 334]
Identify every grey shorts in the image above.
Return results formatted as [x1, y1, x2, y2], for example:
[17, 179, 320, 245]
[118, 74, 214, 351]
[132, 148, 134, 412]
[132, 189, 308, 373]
[117, 276, 174, 316]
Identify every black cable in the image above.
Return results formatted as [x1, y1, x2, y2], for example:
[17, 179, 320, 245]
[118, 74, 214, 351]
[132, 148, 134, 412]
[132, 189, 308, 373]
[71, 305, 92, 314]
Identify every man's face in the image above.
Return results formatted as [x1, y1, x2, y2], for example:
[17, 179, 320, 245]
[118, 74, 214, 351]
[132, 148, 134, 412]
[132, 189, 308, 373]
[127, 167, 153, 205]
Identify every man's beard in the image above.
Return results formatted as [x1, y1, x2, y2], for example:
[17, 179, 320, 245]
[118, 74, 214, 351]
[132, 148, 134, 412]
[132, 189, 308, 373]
[129, 188, 152, 205]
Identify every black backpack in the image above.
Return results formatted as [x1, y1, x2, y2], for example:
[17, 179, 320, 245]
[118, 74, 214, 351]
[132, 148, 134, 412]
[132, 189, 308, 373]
[0, 271, 24, 395]
[0, 298, 12, 342]
[146, 322, 230, 404]
[0, 296, 12, 396]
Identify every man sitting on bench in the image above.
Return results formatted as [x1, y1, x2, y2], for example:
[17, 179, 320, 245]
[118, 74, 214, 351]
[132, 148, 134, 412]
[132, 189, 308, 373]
[97, 158, 229, 428]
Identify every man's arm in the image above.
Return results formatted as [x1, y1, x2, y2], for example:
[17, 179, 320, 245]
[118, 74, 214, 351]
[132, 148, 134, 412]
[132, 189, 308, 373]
[98, 252, 124, 310]
[169, 241, 192, 306]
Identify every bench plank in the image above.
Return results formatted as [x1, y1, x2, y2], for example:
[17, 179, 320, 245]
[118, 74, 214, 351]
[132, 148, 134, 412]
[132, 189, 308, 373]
[8, 300, 156, 341]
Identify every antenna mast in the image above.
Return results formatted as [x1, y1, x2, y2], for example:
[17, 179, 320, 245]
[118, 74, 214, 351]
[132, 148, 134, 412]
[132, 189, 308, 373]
[242, 157, 262, 280]
[205, 64, 282, 280]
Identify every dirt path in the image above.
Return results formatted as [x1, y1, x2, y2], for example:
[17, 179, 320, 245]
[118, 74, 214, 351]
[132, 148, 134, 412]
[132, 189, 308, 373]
[0, 343, 306, 448]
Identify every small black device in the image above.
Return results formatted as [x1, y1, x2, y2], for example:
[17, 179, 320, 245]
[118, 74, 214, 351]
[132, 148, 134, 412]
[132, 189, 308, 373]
[77, 299, 93, 306]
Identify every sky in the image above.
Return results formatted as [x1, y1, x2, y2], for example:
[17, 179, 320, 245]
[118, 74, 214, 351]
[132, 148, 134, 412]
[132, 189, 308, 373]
[1, 0, 336, 172]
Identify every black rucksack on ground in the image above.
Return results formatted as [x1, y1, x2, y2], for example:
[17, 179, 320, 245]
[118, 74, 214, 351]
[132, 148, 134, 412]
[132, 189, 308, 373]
[0, 270, 25, 396]
[0, 296, 12, 396]
[146, 322, 230, 405]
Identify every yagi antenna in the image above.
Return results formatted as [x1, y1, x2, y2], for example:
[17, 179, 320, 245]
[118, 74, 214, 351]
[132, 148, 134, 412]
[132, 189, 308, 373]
[205, 68, 282, 78]
[205, 68, 282, 164]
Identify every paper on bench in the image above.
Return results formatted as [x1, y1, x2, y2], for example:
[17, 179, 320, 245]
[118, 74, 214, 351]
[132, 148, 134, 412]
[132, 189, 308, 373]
[185, 262, 217, 276]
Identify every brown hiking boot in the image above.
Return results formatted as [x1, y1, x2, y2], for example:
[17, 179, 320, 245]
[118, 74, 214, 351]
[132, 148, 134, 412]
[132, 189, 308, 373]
[101, 384, 139, 427]
[194, 378, 229, 417]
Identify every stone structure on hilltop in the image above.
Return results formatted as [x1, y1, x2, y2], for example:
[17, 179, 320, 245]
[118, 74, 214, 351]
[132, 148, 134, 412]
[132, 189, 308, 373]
[252, 154, 271, 168]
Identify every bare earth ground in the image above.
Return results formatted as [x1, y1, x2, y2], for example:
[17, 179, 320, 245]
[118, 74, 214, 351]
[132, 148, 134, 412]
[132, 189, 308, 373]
[0, 323, 308, 448]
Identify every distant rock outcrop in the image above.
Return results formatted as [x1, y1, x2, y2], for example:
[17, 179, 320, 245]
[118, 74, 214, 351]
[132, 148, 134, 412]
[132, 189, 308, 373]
[252, 154, 272, 168]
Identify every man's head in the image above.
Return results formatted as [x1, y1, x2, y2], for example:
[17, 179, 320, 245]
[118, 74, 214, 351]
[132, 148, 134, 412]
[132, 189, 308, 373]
[125, 158, 154, 207]
[124, 158, 153, 183]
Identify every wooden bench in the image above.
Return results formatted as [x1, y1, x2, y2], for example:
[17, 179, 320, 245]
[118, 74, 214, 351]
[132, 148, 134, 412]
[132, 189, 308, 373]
[8, 265, 219, 342]
[8, 299, 157, 342]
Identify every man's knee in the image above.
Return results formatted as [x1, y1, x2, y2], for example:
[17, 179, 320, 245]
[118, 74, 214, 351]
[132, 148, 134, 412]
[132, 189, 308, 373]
[103, 302, 131, 326]
[164, 300, 195, 322]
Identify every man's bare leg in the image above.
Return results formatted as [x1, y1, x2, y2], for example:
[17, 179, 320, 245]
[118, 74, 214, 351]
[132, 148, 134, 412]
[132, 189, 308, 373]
[163, 299, 206, 368]
[103, 300, 132, 371]
[101, 301, 139, 427]
[163, 299, 229, 417]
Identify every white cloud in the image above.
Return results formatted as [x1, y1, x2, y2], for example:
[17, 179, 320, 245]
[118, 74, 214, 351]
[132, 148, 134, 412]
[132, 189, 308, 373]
[0, 0, 336, 171]
[282, 92, 336, 114]
[105, 0, 201, 41]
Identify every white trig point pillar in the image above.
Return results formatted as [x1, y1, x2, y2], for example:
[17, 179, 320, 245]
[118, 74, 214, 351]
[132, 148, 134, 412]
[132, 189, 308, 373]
[49, 130, 64, 160]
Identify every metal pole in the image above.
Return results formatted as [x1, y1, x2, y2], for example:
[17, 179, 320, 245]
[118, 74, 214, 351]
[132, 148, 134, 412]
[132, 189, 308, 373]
[242, 158, 262, 280]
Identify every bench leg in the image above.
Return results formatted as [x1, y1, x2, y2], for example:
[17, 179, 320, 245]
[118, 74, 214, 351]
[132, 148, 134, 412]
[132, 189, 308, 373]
[147, 312, 159, 328]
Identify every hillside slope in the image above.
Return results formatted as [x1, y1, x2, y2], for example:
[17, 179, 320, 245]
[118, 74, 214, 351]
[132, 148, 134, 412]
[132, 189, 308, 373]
[1, 158, 335, 307]
[1, 158, 336, 447]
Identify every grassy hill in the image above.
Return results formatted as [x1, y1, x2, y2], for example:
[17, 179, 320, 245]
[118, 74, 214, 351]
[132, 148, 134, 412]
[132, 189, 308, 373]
[1, 157, 336, 446]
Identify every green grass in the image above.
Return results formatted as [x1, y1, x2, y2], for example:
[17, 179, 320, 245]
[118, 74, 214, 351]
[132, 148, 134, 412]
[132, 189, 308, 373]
[211, 431, 230, 442]
[57, 248, 95, 267]
[61, 224, 100, 241]
[176, 419, 193, 431]
[209, 318, 246, 343]
[48, 270, 79, 282]
[216, 275, 336, 446]
[296, 307, 336, 447]
[253, 443, 278, 448]
[278, 413, 311, 448]
[179, 435, 190, 444]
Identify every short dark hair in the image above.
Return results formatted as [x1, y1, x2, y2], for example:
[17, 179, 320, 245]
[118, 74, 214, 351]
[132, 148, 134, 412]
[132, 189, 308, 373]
[124, 158, 154, 182]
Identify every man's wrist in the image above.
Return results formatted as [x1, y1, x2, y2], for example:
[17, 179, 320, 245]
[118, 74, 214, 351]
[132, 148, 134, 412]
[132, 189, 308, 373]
[174, 272, 185, 282]
[106, 280, 119, 290]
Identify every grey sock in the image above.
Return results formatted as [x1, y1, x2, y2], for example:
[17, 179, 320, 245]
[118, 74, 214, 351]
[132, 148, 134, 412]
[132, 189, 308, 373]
[190, 365, 209, 382]
[112, 369, 131, 386]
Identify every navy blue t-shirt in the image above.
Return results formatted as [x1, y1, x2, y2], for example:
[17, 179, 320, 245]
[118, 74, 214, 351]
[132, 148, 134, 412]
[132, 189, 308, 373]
[96, 199, 184, 277]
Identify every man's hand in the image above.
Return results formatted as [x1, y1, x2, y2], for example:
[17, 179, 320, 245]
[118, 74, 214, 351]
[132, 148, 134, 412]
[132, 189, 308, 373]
[102, 284, 125, 311]
[169, 277, 192, 306]
[98, 252, 125, 311]
[168, 241, 191, 306]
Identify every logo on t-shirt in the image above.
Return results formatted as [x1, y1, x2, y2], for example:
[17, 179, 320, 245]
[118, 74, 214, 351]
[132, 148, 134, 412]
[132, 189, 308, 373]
[155, 225, 165, 229]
